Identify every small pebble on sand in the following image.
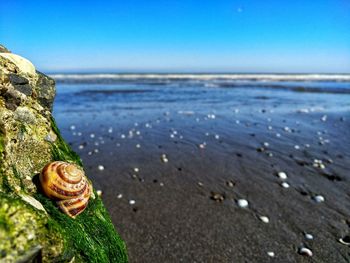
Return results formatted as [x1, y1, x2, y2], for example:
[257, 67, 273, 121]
[199, 143, 206, 149]
[305, 233, 314, 240]
[98, 165, 104, 171]
[226, 180, 235, 187]
[259, 216, 270, 223]
[210, 192, 225, 202]
[314, 195, 325, 203]
[313, 159, 325, 169]
[161, 154, 169, 163]
[284, 126, 291, 132]
[237, 199, 249, 208]
[277, 172, 288, 180]
[207, 114, 216, 119]
[298, 247, 313, 257]
[281, 182, 290, 188]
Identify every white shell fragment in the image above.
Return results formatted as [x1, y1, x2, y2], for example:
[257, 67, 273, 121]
[305, 233, 314, 240]
[281, 182, 290, 188]
[267, 251, 275, 257]
[20, 194, 47, 213]
[259, 216, 270, 223]
[338, 236, 350, 246]
[277, 172, 288, 180]
[298, 247, 313, 257]
[237, 199, 249, 208]
[313, 195, 325, 203]
[263, 142, 269, 147]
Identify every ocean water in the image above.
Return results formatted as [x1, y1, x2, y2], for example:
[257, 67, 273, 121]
[52, 73, 350, 126]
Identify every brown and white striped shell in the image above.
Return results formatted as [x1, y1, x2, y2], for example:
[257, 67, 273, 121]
[40, 161, 92, 218]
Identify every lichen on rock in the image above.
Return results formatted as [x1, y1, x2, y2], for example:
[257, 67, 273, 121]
[0, 46, 128, 262]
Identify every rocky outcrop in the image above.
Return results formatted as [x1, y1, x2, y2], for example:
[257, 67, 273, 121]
[0, 46, 128, 262]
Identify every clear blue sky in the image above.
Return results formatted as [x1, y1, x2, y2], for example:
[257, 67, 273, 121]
[1, 0, 349, 73]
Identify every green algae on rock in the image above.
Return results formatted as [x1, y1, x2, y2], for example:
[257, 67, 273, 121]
[0, 46, 128, 262]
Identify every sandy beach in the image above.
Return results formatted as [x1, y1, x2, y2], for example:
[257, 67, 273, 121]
[53, 74, 350, 262]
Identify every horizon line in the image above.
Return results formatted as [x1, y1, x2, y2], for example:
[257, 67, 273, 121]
[45, 71, 350, 75]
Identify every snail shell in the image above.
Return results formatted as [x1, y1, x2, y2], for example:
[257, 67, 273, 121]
[40, 161, 92, 218]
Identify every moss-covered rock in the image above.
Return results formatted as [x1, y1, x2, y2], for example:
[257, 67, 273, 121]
[0, 46, 128, 262]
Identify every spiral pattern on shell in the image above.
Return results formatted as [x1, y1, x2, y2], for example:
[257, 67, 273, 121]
[40, 161, 92, 218]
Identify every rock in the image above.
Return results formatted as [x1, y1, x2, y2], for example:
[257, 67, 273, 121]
[0, 52, 36, 76]
[0, 44, 11, 53]
[210, 192, 225, 202]
[35, 72, 56, 110]
[9, 73, 29, 85]
[226, 180, 235, 187]
[0, 45, 128, 262]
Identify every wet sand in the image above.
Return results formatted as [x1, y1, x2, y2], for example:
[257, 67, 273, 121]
[54, 76, 350, 262]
